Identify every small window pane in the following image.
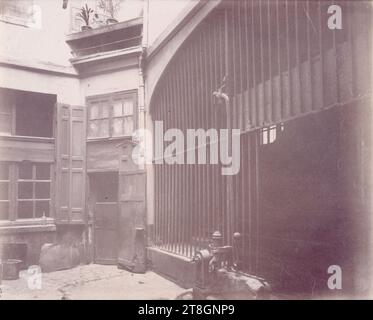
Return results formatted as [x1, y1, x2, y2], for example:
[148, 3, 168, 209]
[18, 182, 33, 199]
[18, 201, 33, 219]
[36, 163, 50, 180]
[0, 163, 9, 180]
[113, 100, 123, 117]
[35, 182, 50, 199]
[100, 119, 109, 137]
[124, 117, 134, 135]
[0, 98, 12, 114]
[90, 104, 99, 119]
[123, 100, 133, 116]
[0, 114, 12, 135]
[112, 118, 124, 137]
[88, 120, 99, 138]
[0, 202, 9, 220]
[0, 182, 9, 200]
[101, 102, 109, 118]
[19, 162, 33, 179]
[35, 201, 49, 218]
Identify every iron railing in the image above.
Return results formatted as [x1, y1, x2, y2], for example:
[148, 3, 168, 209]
[150, 0, 372, 275]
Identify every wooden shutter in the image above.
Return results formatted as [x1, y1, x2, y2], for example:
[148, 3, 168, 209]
[117, 143, 146, 273]
[55, 103, 86, 224]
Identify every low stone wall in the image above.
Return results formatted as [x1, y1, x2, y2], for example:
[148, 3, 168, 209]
[147, 247, 196, 289]
[0, 225, 56, 268]
[0, 224, 87, 272]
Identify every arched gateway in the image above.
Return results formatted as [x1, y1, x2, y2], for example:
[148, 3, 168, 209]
[145, 0, 372, 297]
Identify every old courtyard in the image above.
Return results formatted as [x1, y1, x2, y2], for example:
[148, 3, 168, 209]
[0, 264, 186, 300]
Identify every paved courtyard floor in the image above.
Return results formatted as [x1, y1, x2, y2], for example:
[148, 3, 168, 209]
[0, 264, 186, 300]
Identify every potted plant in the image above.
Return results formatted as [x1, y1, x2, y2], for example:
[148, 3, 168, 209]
[78, 4, 94, 31]
[97, 0, 123, 24]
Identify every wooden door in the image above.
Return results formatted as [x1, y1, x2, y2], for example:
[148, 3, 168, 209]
[94, 202, 118, 264]
[89, 172, 118, 264]
[117, 145, 146, 273]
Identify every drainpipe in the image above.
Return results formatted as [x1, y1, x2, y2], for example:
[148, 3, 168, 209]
[213, 75, 234, 245]
[140, 0, 156, 243]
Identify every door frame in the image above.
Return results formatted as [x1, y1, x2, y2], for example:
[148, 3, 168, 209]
[88, 171, 120, 265]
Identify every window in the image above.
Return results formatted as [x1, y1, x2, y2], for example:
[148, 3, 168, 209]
[18, 162, 51, 219]
[0, 88, 55, 138]
[0, 162, 10, 220]
[112, 98, 134, 136]
[0, 161, 52, 221]
[88, 99, 110, 138]
[0, 93, 13, 136]
[87, 91, 136, 139]
[0, 0, 39, 28]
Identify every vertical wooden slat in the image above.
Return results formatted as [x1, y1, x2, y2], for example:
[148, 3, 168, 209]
[230, 4, 237, 129]
[160, 89, 166, 250]
[275, 0, 282, 122]
[247, 134, 252, 272]
[179, 58, 185, 255]
[254, 131, 260, 272]
[305, 0, 313, 112]
[285, 0, 292, 118]
[332, 0, 340, 104]
[237, 1, 244, 130]
[187, 41, 194, 256]
[158, 91, 164, 249]
[165, 79, 171, 251]
[170, 67, 177, 253]
[230, 3, 239, 236]
[258, 0, 265, 126]
[266, 0, 273, 125]
[244, 0, 251, 130]
[318, 0, 325, 109]
[208, 18, 215, 239]
[208, 20, 214, 240]
[223, 7, 230, 245]
[196, 33, 202, 250]
[250, 2, 257, 132]
[204, 23, 211, 244]
[179, 51, 187, 256]
[294, 0, 302, 115]
[154, 99, 159, 247]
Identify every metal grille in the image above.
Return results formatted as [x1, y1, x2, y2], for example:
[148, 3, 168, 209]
[150, 0, 372, 271]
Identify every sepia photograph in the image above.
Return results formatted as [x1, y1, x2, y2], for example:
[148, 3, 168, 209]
[0, 0, 372, 303]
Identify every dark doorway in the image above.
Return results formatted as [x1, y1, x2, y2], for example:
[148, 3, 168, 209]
[258, 108, 348, 295]
[89, 172, 119, 265]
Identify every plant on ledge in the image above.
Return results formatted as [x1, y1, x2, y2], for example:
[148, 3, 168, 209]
[78, 4, 94, 31]
[97, 0, 124, 24]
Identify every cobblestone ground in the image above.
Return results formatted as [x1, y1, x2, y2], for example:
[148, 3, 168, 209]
[0, 264, 186, 300]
